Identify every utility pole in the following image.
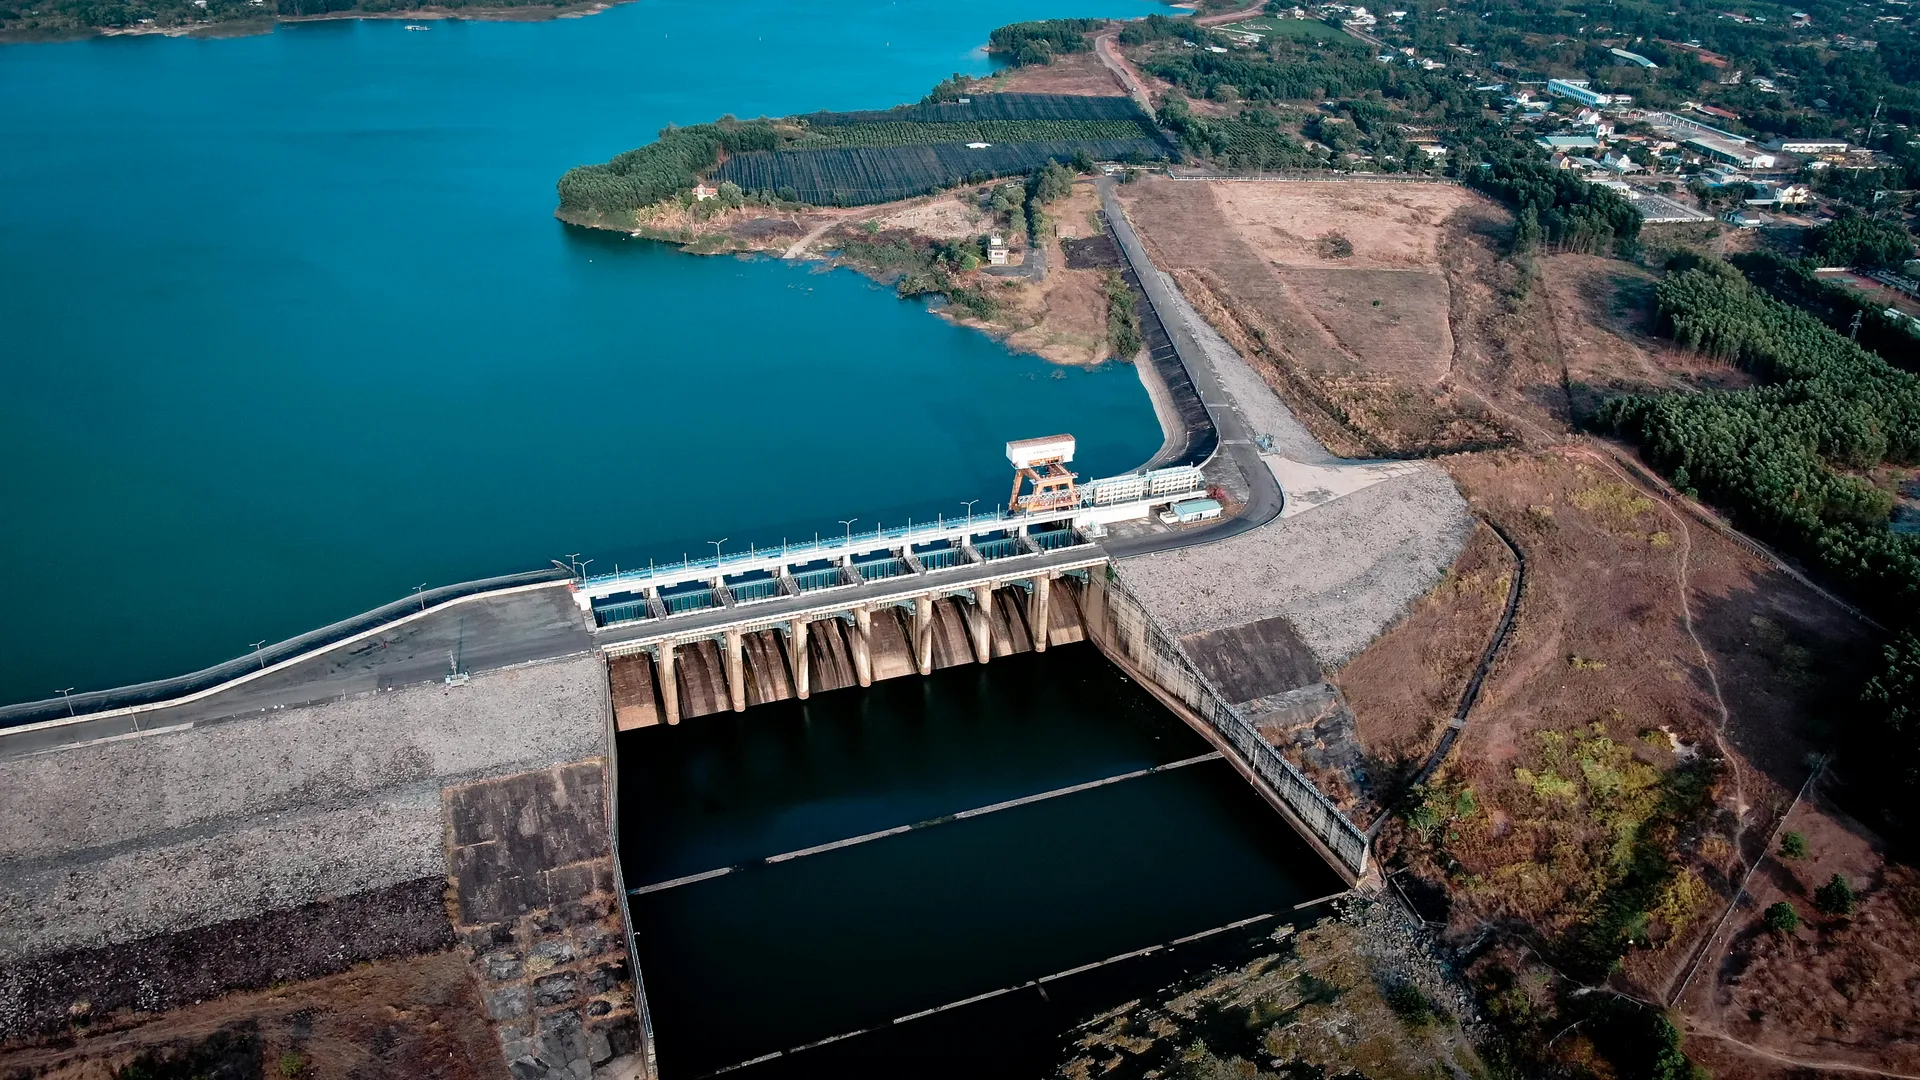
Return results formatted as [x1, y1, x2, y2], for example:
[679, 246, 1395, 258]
[1849, 309, 1863, 340]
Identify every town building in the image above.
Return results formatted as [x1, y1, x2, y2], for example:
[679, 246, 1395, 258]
[1538, 134, 1603, 151]
[1765, 137, 1850, 154]
[1548, 79, 1617, 108]
[1686, 135, 1777, 169]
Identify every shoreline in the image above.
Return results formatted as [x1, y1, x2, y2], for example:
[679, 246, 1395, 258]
[561, 192, 1135, 371]
[3, 0, 618, 44]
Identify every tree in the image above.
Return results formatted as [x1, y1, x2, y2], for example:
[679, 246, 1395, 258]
[1763, 901, 1801, 933]
[1807, 209, 1916, 269]
[1778, 831, 1809, 859]
[1814, 874, 1856, 916]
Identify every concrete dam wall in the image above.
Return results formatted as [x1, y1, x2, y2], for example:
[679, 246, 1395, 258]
[608, 581, 1090, 729]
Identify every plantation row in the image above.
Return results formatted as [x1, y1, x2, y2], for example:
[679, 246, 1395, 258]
[714, 138, 1168, 206]
[787, 118, 1160, 151]
[799, 93, 1146, 126]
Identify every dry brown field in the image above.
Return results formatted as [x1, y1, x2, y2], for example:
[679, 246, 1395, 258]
[962, 49, 1126, 96]
[1115, 176, 1512, 455]
[1330, 442, 1920, 1077]
[3, 951, 502, 1080]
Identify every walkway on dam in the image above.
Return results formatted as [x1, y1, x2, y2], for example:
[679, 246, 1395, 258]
[0, 585, 589, 760]
[595, 542, 1107, 650]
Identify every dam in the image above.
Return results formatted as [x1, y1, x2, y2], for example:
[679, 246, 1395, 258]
[0, 192, 1475, 1079]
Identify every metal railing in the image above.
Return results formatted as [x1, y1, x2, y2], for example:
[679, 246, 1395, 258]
[574, 465, 1206, 596]
[1096, 573, 1369, 879]
[727, 578, 782, 603]
[0, 567, 571, 728]
[1029, 528, 1079, 552]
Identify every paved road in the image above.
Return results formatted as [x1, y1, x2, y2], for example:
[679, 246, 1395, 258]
[1095, 175, 1286, 559]
[0, 585, 590, 760]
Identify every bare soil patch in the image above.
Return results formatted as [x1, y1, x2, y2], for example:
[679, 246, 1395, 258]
[1538, 253, 1756, 424]
[0, 950, 502, 1080]
[964, 49, 1126, 97]
[1000, 265, 1115, 365]
[1206, 181, 1483, 270]
[1336, 520, 1513, 767]
[1062, 234, 1122, 269]
[0, 880, 455, 1046]
[1116, 176, 1508, 455]
[870, 191, 990, 240]
[1273, 267, 1453, 382]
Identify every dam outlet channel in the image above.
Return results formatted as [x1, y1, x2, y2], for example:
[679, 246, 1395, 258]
[611, 590, 1346, 1076]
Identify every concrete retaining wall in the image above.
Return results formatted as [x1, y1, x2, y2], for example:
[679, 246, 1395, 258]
[0, 654, 607, 965]
[1081, 572, 1371, 881]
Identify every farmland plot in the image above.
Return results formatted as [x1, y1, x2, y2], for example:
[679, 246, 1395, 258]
[799, 93, 1147, 125]
[787, 118, 1159, 151]
[716, 138, 1168, 206]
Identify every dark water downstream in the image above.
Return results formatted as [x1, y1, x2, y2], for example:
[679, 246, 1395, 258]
[617, 647, 1342, 1075]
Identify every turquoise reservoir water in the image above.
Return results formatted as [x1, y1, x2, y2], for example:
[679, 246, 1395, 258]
[0, 0, 1167, 706]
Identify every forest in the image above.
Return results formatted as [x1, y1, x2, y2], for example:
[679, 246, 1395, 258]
[1733, 251, 1920, 370]
[1469, 153, 1643, 255]
[1603, 258, 1920, 826]
[985, 18, 1101, 67]
[556, 119, 777, 224]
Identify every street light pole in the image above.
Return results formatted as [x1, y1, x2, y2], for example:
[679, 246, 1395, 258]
[57, 687, 76, 717]
[839, 518, 858, 547]
[414, 583, 428, 611]
[250, 640, 268, 670]
[710, 538, 727, 565]
[962, 499, 979, 528]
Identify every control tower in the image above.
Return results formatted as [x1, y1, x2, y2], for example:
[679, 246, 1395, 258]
[1006, 434, 1079, 513]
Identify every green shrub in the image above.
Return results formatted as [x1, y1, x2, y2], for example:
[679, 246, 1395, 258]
[1778, 831, 1809, 859]
[1763, 901, 1801, 933]
[1381, 980, 1436, 1028]
[1814, 874, 1856, 916]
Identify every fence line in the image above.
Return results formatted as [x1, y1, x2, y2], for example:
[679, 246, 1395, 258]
[0, 568, 570, 729]
[1092, 573, 1370, 878]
